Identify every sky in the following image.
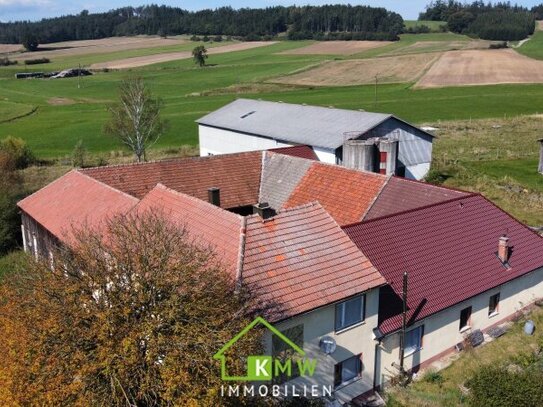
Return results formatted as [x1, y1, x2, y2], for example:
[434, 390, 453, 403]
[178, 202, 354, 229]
[0, 0, 542, 23]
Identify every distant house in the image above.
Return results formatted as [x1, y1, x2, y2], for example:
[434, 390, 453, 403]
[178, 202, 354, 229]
[197, 99, 435, 180]
[18, 148, 543, 405]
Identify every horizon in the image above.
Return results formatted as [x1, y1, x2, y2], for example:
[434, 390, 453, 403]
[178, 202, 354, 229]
[1, 0, 542, 24]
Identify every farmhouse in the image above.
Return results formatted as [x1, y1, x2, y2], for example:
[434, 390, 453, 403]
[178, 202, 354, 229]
[17, 149, 543, 405]
[197, 99, 435, 180]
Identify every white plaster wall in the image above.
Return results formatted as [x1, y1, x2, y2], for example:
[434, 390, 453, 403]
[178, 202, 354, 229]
[376, 267, 543, 388]
[313, 147, 336, 164]
[199, 125, 292, 156]
[263, 289, 380, 403]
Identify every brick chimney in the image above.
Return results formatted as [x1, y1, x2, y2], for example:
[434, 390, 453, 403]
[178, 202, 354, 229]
[253, 202, 275, 220]
[498, 235, 510, 264]
[208, 187, 220, 207]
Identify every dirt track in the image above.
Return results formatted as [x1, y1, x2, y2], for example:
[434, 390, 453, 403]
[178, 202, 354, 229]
[280, 41, 391, 55]
[90, 41, 276, 69]
[416, 49, 543, 88]
[272, 53, 439, 86]
[0, 36, 189, 60]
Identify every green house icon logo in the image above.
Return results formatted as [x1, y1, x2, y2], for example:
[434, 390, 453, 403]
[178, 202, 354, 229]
[213, 316, 311, 381]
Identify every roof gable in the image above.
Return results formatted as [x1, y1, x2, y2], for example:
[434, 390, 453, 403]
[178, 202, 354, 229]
[284, 162, 387, 226]
[344, 194, 543, 334]
[18, 170, 139, 243]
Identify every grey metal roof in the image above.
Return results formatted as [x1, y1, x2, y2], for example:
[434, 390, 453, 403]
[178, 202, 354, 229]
[196, 99, 394, 150]
[260, 152, 313, 210]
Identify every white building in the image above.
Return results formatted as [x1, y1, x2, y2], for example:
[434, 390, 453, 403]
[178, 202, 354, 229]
[197, 99, 435, 180]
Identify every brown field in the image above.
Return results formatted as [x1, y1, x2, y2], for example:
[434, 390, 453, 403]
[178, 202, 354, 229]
[271, 53, 440, 86]
[279, 40, 392, 55]
[383, 39, 490, 57]
[1, 36, 189, 60]
[90, 41, 276, 69]
[416, 49, 543, 88]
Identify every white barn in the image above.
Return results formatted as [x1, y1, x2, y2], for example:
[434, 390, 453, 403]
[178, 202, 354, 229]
[197, 99, 435, 180]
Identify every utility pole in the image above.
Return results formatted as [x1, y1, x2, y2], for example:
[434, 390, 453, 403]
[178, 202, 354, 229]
[399, 271, 408, 374]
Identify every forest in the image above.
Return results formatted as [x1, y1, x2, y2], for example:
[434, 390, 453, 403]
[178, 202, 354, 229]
[0, 4, 404, 45]
[419, 1, 538, 40]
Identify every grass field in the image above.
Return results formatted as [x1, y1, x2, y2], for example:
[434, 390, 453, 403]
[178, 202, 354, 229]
[404, 20, 448, 32]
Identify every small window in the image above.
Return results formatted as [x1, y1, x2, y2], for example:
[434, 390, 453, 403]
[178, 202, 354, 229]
[404, 325, 424, 355]
[489, 293, 500, 316]
[334, 354, 362, 387]
[335, 295, 365, 331]
[460, 306, 472, 331]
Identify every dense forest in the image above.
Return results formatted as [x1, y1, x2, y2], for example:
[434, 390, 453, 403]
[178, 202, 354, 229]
[0, 4, 404, 45]
[419, 1, 537, 40]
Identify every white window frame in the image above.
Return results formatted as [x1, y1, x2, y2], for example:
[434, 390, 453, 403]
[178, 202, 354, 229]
[335, 294, 365, 332]
[404, 325, 424, 356]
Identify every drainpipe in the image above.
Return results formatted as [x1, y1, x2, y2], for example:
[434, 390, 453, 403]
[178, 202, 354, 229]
[399, 271, 408, 373]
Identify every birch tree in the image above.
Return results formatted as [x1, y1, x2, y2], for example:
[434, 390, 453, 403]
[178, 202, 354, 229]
[104, 77, 166, 162]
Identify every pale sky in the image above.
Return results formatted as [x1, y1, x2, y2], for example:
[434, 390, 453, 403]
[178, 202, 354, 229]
[0, 0, 542, 23]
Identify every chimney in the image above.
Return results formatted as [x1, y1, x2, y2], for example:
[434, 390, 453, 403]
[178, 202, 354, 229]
[253, 202, 275, 220]
[498, 235, 510, 264]
[208, 187, 220, 207]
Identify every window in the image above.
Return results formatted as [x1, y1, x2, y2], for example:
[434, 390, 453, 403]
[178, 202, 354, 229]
[489, 293, 500, 316]
[404, 325, 424, 356]
[334, 354, 362, 387]
[272, 324, 303, 383]
[460, 306, 472, 331]
[335, 295, 365, 331]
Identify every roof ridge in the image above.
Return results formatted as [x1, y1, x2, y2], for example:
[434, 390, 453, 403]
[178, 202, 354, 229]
[360, 174, 392, 221]
[391, 175, 470, 195]
[80, 151, 261, 172]
[76, 170, 140, 203]
[343, 193, 480, 229]
[142, 183, 244, 221]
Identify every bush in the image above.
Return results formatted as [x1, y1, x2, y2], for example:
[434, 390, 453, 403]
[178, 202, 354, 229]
[466, 364, 543, 407]
[21, 34, 39, 51]
[71, 139, 87, 168]
[0, 136, 35, 170]
[422, 369, 444, 385]
[202, 35, 210, 42]
[24, 57, 50, 65]
[213, 35, 222, 42]
[489, 41, 508, 49]
[190, 35, 201, 41]
[0, 57, 17, 66]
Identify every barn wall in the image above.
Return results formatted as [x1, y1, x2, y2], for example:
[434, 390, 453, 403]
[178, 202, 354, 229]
[199, 125, 292, 156]
[376, 266, 543, 388]
[21, 212, 60, 264]
[263, 288, 380, 403]
[358, 118, 433, 180]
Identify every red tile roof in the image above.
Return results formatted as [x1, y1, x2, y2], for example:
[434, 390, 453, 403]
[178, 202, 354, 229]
[81, 151, 262, 209]
[243, 202, 386, 320]
[344, 194, 543, 334]
[17, 170, 139, 243]
[364, 176, 469, 221]
[284, 163, 387, 226]
[133, 184, 243, 279]
[268, 145, 319, 161]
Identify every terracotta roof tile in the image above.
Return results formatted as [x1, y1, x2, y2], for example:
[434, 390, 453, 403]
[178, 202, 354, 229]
[268, 145, 319, 161]
[364, 176, 469, 221]
[17, 170, 139, 243]
[81, 151, 262, 209]
[344, 194, 543, 334]
[133, 184, 243, 279]
[243, 202, 386, 320]
[284, 163, 387, 226]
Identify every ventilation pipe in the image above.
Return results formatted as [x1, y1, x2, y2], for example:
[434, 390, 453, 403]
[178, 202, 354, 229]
[208, 187, 220, 207]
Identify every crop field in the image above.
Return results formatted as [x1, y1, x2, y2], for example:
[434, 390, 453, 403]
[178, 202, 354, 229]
[278, 40, 392, 55]
[272, 53, 439, 86]
[416, 49, 543, 88]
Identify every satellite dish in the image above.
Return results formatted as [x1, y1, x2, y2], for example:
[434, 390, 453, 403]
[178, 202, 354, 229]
[319, 336, 337, 355]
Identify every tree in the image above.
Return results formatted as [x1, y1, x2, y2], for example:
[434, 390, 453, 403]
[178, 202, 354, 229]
[0, 212, 267, 406]
[104, 77, 166, 162]
[192, 45, 208, 67]
[0, 151, 23, 255]
[21, 33, 39, 51]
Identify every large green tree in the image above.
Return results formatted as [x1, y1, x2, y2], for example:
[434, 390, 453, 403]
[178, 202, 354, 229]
[192, 45, 208, 67]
